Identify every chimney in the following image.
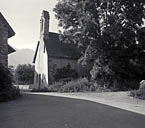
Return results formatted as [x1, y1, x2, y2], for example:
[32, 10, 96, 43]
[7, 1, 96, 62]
[40, 10, 50, 39]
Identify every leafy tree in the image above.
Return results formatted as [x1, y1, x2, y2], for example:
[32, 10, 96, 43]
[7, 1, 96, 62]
[15, 64, 34, 85]
[9, 65, 15, 81]
[54, 0, 145, 89]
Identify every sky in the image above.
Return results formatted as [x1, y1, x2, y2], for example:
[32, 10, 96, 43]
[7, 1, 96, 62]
[1, 1, 145, 51]
[0, 0, 59, 50]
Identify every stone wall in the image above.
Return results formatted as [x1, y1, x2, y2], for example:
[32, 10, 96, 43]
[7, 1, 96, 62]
[0, 19, 8, 66]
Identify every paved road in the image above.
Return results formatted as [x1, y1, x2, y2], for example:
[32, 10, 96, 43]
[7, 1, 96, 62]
[0, 94, 145, 128]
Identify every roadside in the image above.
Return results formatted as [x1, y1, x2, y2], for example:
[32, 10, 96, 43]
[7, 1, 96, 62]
[27, 91, 145, 115]
[1, 94, 145, 128]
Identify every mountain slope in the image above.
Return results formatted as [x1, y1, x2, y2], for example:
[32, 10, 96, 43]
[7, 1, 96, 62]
[8, 48, 34, 68]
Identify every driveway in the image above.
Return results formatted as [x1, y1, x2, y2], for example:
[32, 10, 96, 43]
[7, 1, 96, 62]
[0, 94, 145, 128]
[31, 91, 145, 115]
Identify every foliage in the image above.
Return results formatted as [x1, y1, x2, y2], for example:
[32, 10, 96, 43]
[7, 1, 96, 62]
[9, 65, 15, 79]
[46, 78, 95, 92]
[47, 82, 64, 92]
[90, 56, 114, 88]
[130, 80, 145, 99]
[60, 77, 92, 92]
[130, 89, 145, 100]
[0, 64, 21, 102]
[54, 0, 145, 89]
[15, 64, 34, 85]
[31, 82, 64, 92]
[0, 64, 14, 87]
[53, 64, 78, 81]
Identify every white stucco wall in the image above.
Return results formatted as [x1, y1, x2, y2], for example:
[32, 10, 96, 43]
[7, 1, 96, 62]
[34, 38, 48, 89]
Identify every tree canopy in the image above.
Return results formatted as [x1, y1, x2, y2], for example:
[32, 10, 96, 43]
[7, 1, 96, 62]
[15, 64, 34, 85]
[54, 0, 145, 89]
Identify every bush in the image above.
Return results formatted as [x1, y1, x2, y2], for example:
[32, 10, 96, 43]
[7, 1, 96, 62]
[48, 82, 64, 92]
[31, 82, 64, 92]
[130, 80, 145, 100]
[35, 78, 94, 93]
[0, 64, 21, 102]
[112, 80, 139, 91]
[130, 89, 145, 100]
[60, 78, 93, 92]
[33, 78, 119, 93]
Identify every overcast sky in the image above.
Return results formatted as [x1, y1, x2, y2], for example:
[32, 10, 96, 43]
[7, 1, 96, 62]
[0, 0, 59, 50]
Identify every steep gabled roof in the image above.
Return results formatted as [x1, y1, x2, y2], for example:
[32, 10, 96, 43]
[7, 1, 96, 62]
[44, 32, 81, 59]
[0, 12, 15, 38]
[8, 45, 15, 54]
[33, 32, 81, 63]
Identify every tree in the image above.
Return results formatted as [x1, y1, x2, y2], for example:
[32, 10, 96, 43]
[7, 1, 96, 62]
[15, 64, 34, 85]
[0, 64, 20, 102]
[54, 0, 145, 89]
[9, 65, 15, 81]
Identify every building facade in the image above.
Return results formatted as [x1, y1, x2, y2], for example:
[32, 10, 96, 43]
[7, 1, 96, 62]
[33, 10, 82, 89]
[0, 12, 15, 66]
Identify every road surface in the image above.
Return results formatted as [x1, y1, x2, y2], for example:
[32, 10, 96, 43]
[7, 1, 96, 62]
[0, 94, 145, 128]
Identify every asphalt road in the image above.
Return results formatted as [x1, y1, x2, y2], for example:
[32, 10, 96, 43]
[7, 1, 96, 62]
[0, 94, 145, 128]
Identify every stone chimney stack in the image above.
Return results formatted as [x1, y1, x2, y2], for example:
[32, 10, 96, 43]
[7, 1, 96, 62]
[40, 10, 50, 39]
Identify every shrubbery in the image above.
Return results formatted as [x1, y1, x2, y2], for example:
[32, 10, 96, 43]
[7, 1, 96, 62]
[48, 82, 64, 92]
[33, 77, 129, 93]
[60, 78, 91, 92]
[130, 89, 145, 100]
[0, 64, 21, 102]
[41, 78, 97, 93]
[130, 80, 145, 100]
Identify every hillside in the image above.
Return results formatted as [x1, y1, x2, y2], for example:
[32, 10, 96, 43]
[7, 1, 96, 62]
[8, 48, 34, 68]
